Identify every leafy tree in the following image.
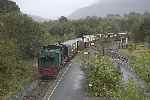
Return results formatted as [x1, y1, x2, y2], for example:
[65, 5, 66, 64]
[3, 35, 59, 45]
[0, 0, 20, 14]
[0, 12, 44, 58]
[0, 1, 47, 98]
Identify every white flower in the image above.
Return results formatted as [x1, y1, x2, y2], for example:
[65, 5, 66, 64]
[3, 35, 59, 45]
[89, 83, 92, 87]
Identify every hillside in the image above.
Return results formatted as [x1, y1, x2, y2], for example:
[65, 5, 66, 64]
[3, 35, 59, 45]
[69, 0, 150, 19]
[0, 0, 20, 13]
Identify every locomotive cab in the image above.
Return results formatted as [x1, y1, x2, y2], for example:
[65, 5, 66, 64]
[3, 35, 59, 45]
[38, 45, 62, 79]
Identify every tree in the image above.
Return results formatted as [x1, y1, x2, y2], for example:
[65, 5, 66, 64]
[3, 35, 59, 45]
[59, 16, 68, 22]
[0, 12, 45, 58]
[139, 17, 150, 42]
[0, 1, 46, 98]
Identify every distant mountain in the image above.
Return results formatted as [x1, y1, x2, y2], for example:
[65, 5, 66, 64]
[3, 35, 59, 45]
[69, 0, 150, 19]
[29, 15, 49, 22]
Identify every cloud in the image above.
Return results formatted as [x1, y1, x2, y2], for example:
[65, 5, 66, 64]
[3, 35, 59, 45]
[13, 0, 97, 19]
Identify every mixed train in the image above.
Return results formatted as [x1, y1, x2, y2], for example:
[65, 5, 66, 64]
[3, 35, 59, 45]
[38, 35, 96, 79]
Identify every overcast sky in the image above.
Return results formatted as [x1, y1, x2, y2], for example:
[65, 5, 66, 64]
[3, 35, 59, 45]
[12, 0, 98, 19]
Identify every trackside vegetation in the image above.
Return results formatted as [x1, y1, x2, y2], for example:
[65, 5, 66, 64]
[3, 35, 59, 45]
[114, 80, 150, 100]
[81, 49, 150, 99]
[80, 53, 121, 97]
[87, 56, 121, 97]
[0, 1, 44, 99]
[121, 45, 150, 86]
[132, 52, 150, 83]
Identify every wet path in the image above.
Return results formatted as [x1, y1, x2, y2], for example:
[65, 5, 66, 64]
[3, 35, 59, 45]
[49, 58, 86, 100]
[109, 50, 147, 88]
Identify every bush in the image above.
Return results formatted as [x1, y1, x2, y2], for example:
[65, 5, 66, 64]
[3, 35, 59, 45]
[83, 55, 121, 97]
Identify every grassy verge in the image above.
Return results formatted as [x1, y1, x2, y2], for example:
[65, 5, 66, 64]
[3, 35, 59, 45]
[120, 44, 150, 84]
[114, 80, 150, 100]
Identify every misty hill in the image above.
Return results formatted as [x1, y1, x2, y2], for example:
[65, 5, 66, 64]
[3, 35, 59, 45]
[69, 0, 150, 19]
[29, 15, 49, 22]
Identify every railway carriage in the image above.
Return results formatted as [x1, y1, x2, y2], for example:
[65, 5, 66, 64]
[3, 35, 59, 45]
[59, 44, 70, 64]
[84, 35, 96, 47]
[63, 40, 77, 57]
[76, 38, 85, 51]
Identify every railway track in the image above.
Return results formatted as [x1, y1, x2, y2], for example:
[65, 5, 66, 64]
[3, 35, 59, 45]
[23, 62, 72, 100]
[43, 63, 72, 100]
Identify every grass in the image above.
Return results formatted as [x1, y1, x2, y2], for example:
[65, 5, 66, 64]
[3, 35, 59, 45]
[114, 80, 150, 100]
[120, 44, 150, 91]
[120, 44, 150, 58]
